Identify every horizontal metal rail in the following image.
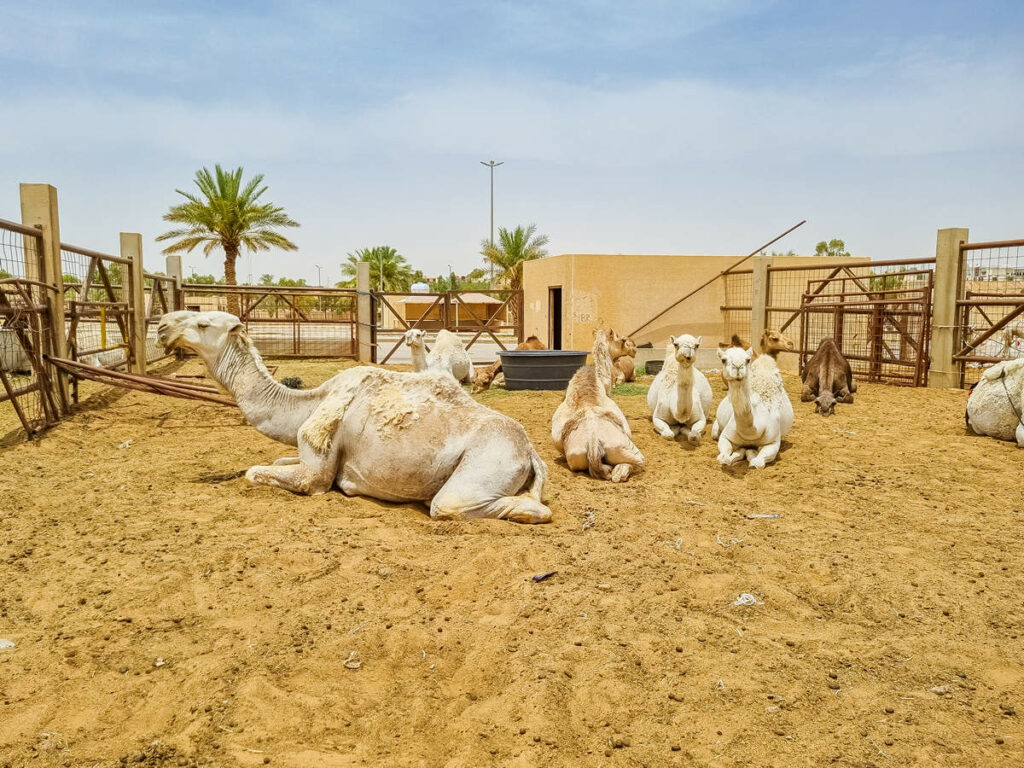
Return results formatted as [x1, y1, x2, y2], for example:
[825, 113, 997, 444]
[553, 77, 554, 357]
[0, 218, 43, 238]
[60, 242, 131, 265]
[961, 238, 1024, 252]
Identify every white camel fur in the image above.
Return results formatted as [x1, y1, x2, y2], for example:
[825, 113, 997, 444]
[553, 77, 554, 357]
[403, 328, 474, 384]
[714, 346, 793, 468]
[646, 334, 713, 442]
[966, 358, 1024, 447]
[712, 338, 795, 440]
[157, 311, 550, 523]
[551, 329, 644, 482]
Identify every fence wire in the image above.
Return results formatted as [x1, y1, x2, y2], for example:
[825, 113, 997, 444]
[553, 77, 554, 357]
[0, 222, 60, 438]
[959, 241, 1024, 386]
[722, 269, 752, 342]
[60, 245, 131, 369]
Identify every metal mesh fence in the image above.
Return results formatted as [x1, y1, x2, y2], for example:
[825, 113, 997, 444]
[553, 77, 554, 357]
[60, 244, 131, 369]
[0, 220, 62, 438]
[722, 269, 752, 342]
[958, 239, 1024, 386]
[767, 259, 936, 386]
[144, 273, 178, 368]
[181, 284, 358, 357]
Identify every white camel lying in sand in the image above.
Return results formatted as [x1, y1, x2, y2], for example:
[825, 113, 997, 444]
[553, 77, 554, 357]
[647, 334, 713, 442]
[713, 333, 795, 439]
[157, 311, 551, 523]
[714, 346, 793, 468]
[551, 329, 644, 481]
[403, 328, 474, 384]
[966, 358, 1024, 447]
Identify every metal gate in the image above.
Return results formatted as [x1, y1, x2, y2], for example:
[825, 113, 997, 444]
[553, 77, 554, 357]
[954, 238, 1024, 387]
[180, 284, 359, 358]
[797, 266, 934, 386]
[372, 290, 523, 364]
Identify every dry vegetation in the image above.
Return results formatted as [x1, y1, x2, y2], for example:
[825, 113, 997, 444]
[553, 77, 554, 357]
[0, 358, 1022, 767]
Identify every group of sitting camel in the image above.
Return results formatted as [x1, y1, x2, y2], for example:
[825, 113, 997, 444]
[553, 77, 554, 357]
[157, 307, 1022, 528]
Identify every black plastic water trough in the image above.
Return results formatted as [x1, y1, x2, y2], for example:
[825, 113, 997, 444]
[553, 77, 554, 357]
[645, 358, 665, 376]
[498, 349, 588, 391]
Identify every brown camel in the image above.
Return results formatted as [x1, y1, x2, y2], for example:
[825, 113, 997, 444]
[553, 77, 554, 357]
[801, 336, 856, 416]
[608, 330, 638, 384]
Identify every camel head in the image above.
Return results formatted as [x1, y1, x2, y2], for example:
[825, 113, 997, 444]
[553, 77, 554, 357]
[403, 328, 426, 348]
[814, 389, 837, 417]
[157, 311, 244, 359]
[669, 334, 701, 367]
[717, 345, 753, 381]
[760, 328, 795, 355]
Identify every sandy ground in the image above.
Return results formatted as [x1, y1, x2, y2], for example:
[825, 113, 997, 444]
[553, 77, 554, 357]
[0, 358, 1022, 767]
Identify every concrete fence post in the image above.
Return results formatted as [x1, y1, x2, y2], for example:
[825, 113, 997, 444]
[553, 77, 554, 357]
[121, 233, 147, 373]
[357, 261, 373, 363]
[19, 183, 69, 408]
[749, 254, 773, 343]
[166, 254, 183, 310]
[928, 227, 969, 389]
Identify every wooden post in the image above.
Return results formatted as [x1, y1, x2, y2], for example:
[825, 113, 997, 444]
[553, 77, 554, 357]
[121, 233, 148, 373]
[166, 254, 183, 310]
[20, 183, 69, 408]
[928, 227, 969, 388]
[357, 262, 373, 363]
[749, 254, 773, 344]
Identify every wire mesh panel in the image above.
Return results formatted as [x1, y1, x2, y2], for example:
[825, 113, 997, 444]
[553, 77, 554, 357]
[957, 239, 1024, 387]
[722, 269, 752, 342]
[144, 273, 179, 368]
[60, 243, 132, 374]
[0, 219, 64, 438]
[180, 284, 358, 358]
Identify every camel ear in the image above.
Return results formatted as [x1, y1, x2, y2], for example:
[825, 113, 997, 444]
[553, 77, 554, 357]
[229, 322, 248, 341]
[744, 348, 753, 362]
[717, 348, 727, 362]
[669, 335, 677, 345]
[695, 336, 702, 347]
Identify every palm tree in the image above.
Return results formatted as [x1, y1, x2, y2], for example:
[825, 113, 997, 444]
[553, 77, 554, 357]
[157, 165, 299, 314]
[341, 246, 415, 292]
[480, 224, 549, 323]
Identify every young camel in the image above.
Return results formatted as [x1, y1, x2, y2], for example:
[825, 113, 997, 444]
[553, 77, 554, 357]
[157, 311, 550, 523]
[472, 335, 545, 393]
[403, 328, 474, 383]
[551, 330, 644, 482]
[608, 330, 638, 384]
[801, 336, 856, 416]
[647, 334, 713, 442]
[713, 328, 795, 438]
[715, 346, 793, 468]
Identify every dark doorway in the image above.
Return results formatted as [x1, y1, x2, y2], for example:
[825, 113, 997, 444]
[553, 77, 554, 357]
[548, 287, 562, 350]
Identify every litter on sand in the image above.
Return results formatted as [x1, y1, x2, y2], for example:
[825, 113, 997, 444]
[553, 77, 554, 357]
[0, 639, 14, 650]
[117, 439, 133, 450]
[343, 651, 362, 670]
[731, 593, 764, 606]
[532, 571, 558, 583]
[745, 513, 779, 519]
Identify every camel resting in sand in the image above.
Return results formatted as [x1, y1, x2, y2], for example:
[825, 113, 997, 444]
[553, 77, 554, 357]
[609, 330, 638, 384]
[157, 311, 551, 523]
[967, 358, 1024, 447]
[472, 335, 545, 393]
[801, 337, 856, 416]
[404, 328, 474, 384]
[551, 329, 644, 481]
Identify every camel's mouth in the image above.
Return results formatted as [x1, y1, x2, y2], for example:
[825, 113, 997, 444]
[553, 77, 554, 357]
[157, 325, 183, 354]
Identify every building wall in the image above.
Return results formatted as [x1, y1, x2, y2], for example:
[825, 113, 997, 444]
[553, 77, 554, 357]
[523, 253, 871, 355]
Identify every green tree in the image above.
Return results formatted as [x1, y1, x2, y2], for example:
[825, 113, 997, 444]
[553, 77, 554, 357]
[814, 239, 851, 259]
[156, 165, 299, 314]
[341, 246, 414, 292]
[870, 270, 906, 292]
[480, 225, 548, 322]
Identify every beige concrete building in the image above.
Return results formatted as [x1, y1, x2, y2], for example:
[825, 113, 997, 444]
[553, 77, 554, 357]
[522, 253, 868, 354]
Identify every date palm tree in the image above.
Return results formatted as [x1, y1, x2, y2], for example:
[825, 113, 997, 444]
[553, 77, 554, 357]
[157, 165, 299, 314]
[480, 224, 549, 324]
[341, 246, 415, 292]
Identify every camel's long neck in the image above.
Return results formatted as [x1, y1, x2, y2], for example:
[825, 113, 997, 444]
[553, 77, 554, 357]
[409, 343, 428, 372]
[205, 337, 320, 446]
[727, 375, 755, 429]
[676, 363, 694, 404]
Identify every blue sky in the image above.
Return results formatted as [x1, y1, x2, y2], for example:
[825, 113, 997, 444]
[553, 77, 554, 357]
[1, 0, 1022, 282]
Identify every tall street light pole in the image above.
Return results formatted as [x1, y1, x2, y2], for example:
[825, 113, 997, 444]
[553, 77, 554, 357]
[480, 160, 503, 282]
[314, 264, 322, 286]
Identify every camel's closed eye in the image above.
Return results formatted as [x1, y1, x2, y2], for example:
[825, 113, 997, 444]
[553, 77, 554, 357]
[197, 322, 210, 329]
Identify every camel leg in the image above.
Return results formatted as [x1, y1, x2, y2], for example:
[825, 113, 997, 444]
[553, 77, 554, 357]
[652, 416, 678, 439]
[687, 414, 706, 444]
[606, 441, 644, 483]
[800, 383, 816, 402]
[246, 437, 340, 496]
[273, 456, 301, 466]
[837, 387, 854, 404]
[717, 435, 744, 466]
[429, 448, 551, 524]
[748, 439, 781, 469]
